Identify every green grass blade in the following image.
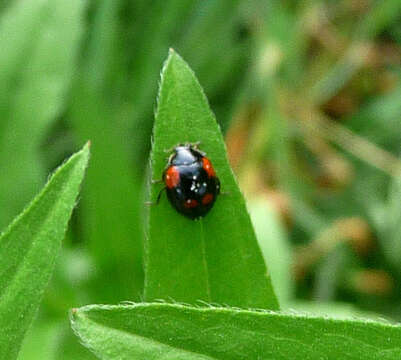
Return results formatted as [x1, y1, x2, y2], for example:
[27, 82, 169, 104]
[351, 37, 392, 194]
[19, 320, 97, 360]
[71, 302, 401, 360]
[310, 0, 401, 104]
[178, 0, 246, 94]
[68, 0, 144, 301]
[379, 174, 401, 271]
[0, 143, 90, 360]
[0, 0, 85, 229]
[145, 50, 278, 309]
[18, 321, 65, 360]
[249, 200, 293, 307]
[129, 0, 196, 122]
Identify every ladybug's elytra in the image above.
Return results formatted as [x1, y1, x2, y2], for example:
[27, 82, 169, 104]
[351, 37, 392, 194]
[155, 143, 220, 219]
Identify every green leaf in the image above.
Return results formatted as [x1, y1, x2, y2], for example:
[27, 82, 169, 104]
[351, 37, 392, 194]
[18, 321, 64, 360]
[378, 174, 401, 272]
[310, 0, 401, 104]
[19, 319, 97, 360]
[178, 0, 247, 95]
[68, 0, 144, 302]
[0, 143, 90, 360]
[0, 0, 85, 229]
[71, 302, 401, 360]
[290, 300, 387, 322]
[145, 49, 278, 309]
[249, 199, 293, 307]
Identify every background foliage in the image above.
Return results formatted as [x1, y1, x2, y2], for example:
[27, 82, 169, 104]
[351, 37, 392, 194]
[0, 0, 401, 358]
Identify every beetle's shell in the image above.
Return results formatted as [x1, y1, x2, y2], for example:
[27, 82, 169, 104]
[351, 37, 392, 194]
[163, 144, 220, 219]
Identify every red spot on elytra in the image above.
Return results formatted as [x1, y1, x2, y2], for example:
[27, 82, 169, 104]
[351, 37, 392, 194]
[165, 166, 180, 188]
[202, 157, 216, 177]
[202, 193, 214, 205]
[184, 199, 199, 208]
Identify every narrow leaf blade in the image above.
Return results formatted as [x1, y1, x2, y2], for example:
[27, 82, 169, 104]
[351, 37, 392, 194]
[0, 143, 90, 360]
[145, 50, 278, 309]
[71, 303, 401, 360]
[0, 0, 85, 229]
[68, 0, 144, 302]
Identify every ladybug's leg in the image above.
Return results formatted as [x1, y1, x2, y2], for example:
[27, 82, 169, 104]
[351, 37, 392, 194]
[154, 187, 165, 205]
[217, 183, 230, 196]
[145, 187, 166, 206]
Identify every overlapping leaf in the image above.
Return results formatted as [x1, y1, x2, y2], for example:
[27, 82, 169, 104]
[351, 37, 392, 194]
[0, 144, 90, 360]
[71, 303, 401, 360]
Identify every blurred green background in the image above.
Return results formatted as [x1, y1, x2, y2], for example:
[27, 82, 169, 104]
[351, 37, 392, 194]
[1, 0, 401, 358]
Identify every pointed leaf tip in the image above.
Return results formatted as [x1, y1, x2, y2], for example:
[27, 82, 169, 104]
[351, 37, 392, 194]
[146, 51, 278, 309]
[0, 143, 90, 360]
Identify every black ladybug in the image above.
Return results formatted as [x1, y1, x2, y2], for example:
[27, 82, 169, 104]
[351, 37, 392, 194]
[155, 143, 220, 219]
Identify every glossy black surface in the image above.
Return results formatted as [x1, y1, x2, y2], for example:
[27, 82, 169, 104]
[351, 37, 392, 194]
[170, 145, 200, 166]
[163, 145, 220, 219]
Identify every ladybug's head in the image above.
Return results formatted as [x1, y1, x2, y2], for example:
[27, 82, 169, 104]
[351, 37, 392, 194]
[170, 143, 202, 166]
